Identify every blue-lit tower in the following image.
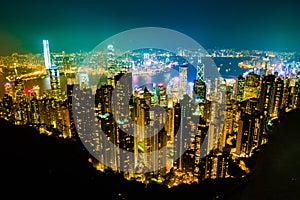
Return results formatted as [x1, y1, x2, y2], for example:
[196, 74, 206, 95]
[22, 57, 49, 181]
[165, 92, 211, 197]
[43, 40, 62, 100]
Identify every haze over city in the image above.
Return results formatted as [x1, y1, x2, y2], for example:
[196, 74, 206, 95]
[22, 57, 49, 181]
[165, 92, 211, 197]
[1, 0, 300, 55]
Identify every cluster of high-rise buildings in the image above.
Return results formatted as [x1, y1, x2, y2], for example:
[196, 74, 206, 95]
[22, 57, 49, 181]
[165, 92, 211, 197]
[0, 41, 300, 187]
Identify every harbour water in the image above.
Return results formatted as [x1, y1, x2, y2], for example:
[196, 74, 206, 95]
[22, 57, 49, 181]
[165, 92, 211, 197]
[0, 57, 249, 99]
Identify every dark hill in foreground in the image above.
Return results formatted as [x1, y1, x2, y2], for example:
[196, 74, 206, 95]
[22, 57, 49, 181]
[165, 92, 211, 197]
[225, 109, 300, 200]
[0, 119, 133, 198]
[1, 108, 300, 199]
[0, 118, 241, 199]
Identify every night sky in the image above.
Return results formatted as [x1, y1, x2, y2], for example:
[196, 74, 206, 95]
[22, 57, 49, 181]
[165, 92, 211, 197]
[1, 0, 300, 55]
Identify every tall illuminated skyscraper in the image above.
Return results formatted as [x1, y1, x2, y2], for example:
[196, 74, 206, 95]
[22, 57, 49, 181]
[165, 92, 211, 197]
[196, 55, 205, 81]
[257, 74, 275, 139]
[270, 77, 283, 118]
[106, 44, 116, 77]
[43, 40, 62, 100]
[234, 76, 245, 102]
[14, 77, 28, 124]
[194, 79, 206, 102]
[43, 40, 51, 70]
[157, 83, 167, 107]
[243, 72, 260, 100]
[193, 55, 206, 103]
[179, 65, 188, 99]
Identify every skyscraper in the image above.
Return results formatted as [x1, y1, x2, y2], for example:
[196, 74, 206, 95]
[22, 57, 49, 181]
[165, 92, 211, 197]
[179, 65, 188, 99]
[234, 75, 245, 102]
[14, 77, 28, 125]
[243, 73, 260, 100]
[43, 40, 62, 100]
[270, 77, 283, 118]
[196, 55, 205, 81]
[106, 44, 116, 77]
[259, 74, 275, 136]
[43, 40, 51, 70]
[194, 79, 206, 102]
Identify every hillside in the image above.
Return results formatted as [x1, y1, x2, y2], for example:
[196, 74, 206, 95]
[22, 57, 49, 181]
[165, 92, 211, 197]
[225, 109, 300, 200]
[1, 108, 299, 199]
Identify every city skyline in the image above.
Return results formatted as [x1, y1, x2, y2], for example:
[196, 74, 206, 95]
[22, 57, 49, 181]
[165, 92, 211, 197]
[0, 38, 299, 198]
[1, 0, 300, 55]
[1, 1, 300, 198]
